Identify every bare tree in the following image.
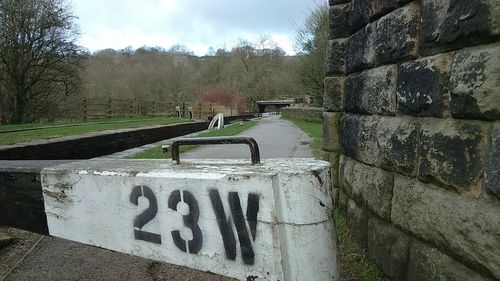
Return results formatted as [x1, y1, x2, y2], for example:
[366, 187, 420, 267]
[294, 2, 329, 106]
[230, 37, 288, 107]
[81, 40, 298, 114]
[0, 0, 82, 123]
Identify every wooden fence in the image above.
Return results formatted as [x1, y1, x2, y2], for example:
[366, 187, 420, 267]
[81, 98, 242, 120]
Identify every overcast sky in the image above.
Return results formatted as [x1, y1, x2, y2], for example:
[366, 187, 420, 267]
[72, 0, 323, 56]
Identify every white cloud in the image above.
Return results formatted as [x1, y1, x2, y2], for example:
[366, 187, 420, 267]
[72, 0, 324, 55]
[79, 27, 178, 51]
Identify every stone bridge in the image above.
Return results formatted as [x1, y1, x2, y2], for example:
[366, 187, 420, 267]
[255, 99, 294, 113]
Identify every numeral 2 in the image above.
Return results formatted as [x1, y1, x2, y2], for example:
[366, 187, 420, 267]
[130, 185, 162, 244]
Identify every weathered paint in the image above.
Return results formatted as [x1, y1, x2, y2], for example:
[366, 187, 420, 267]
[208, 113, 224, 130]
[41, 159, 338, 281]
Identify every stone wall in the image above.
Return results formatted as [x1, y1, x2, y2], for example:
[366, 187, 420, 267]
[281, 107, 323, 122]
[324, 0, 499, 280]
[0, 115, 255, 160]
[0, 160, 74, 234]
[0, 122, 209, 160]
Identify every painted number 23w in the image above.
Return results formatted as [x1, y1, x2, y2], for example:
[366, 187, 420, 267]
[129, 186, 260, 265]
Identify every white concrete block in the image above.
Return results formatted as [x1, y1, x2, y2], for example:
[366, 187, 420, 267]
[41, 159, 339, 281]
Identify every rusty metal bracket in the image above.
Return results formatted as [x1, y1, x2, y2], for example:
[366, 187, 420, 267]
[171, 136, 261, 165]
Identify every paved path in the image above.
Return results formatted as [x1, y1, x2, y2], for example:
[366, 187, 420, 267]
[1, 116, 313, 281]
[182, 116, 312, 160]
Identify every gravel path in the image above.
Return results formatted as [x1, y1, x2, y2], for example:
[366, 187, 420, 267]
[4, 236, 234, 281]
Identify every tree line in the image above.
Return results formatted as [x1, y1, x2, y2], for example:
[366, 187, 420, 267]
[0, 0, 328, 124]
[84, 39, 301, 108]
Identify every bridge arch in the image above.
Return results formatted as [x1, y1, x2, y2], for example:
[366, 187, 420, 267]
[255, 100, 294, 113]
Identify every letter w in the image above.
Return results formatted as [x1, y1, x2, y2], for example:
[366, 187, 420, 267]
[209, 190, 259, 265]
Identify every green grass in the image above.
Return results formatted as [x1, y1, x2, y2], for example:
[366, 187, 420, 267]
[130, 120, 258, 159]
[334, 209, 384, 281]
[282, 117, 323, 159]
[0, 116, 190, 145]
[0, 116, 181, 132]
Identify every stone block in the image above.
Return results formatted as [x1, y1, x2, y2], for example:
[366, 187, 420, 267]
[406, 240, 491, 281]
[339, 155, 393, 220]
[346, 25, 374, 73]
[338, 187, 348, 214]
[321, 150, 331, 161]
[326, 38, 348, 75]
[348, 0, 414, 33]
[367, 214, 411, 280]
[346, 199, 368, 249]
[340, 114, 361, 160]
[331, 187, 339, 208]
[329, 4, 350, 39]
[341, 114, 419, 175]
[330, 0, 350, 5]
[391, 175, 500, 279]
[349, 0, 376, 33]
[449, 43, 500, 120]
[0, 122, 209, 160]
[372, 2, 420, 65]
[422, 0, 500, 54]
[324, 76, 344, 112]
[323, 112, 342, 152]
[0, 232, 14, 248]
[398, 53, 453, 117]
[322, 151, 341, 188]
[418, 118, 488, 192]
[485, 123, 500, 199]
[347, 2, 420, 72]
[345, 65, 397, 115]
[338, 155, 350, 195]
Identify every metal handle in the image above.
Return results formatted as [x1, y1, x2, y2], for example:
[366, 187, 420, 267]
[171, 136, 261, 165]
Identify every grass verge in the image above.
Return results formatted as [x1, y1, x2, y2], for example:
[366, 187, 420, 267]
[130, 120, 258, 159]
[0, 116, 183, 132]
[334, 209, 385, 281]
[0, 117, 191, 145]
[282, 117, 323, 159]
